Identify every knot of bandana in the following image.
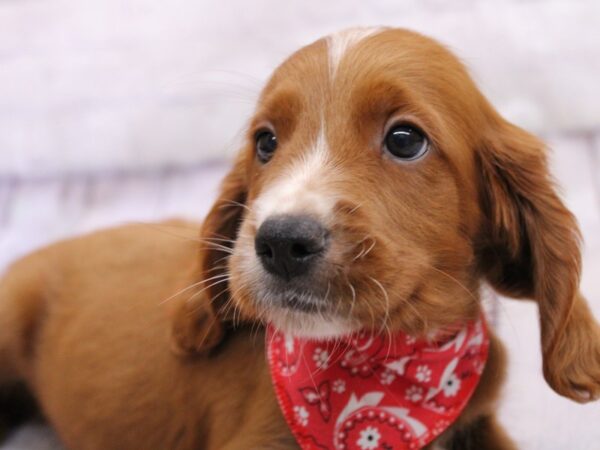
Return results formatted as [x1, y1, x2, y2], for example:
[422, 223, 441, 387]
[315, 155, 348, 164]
[267, 315, 489, 450]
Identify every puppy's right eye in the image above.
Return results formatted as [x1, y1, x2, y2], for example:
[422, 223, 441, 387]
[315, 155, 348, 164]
[384, 125, 428, 161]
[255, 131, 278, 163]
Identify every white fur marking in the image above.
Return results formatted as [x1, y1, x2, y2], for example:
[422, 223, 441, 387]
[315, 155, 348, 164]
[327, 27, 383, 77]
[271, 311, 358, 339]
[254, 126, 335, 224]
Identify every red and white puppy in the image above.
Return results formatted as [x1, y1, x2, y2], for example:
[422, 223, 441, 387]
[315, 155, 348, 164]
[1, 28, 599, 450]
[177, 27, 600, 447]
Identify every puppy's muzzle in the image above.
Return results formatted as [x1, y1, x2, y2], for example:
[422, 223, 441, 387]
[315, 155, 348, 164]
[255, 215, 329, 281]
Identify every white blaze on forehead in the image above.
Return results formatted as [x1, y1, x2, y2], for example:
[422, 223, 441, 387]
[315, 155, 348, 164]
[327, 27, 384, 77]
[254, 127, 337, 225]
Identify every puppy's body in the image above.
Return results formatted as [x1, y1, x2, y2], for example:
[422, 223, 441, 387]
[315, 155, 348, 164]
[0, 223, 513, 450]
[0, 223, 291, 450]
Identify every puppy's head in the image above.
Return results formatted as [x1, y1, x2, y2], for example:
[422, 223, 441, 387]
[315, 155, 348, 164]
[221, 28, 492, 338]
[198, 28, 598, 401]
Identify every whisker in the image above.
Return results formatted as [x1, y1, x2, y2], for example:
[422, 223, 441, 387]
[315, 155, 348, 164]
[352, 242, 367, 261]
[361, 239, 376, 259]
[193, 322, 220, 352]
[219, 199, 252, 213]
[211, 254, 233, 268]
[199, 237, 236, 244]
[231, 289, 246, 328]
[193, 242, 235, 254]
[132, 222, 203, 245]
[347, 280, 357, 319]
[219, 296, 238, 323]
[348, 203, 363, 215]
[301, 342, 322, 395]
[368, 276, 391, 338]
[186, 277, 230, 304]
[204, 264, 230, 274]
[159, 273, 229, 305]
[192, 286, 229, 315]
[251, 305, 268, 341]
[428, 266, 477, 302]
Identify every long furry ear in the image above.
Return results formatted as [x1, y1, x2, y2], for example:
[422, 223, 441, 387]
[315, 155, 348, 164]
[478, 118, 600, 402]
[170, 154, 248, 355]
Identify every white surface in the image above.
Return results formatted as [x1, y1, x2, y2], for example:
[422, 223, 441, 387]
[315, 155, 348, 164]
[0, 162, 228, 272]
[1, 424, 62, 450]
[1, 0, 600, 176]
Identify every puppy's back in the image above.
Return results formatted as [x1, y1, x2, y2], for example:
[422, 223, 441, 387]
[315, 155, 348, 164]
[0, 222, 290, 450]
[1, 221, 198, 376]
[0, 222, 204, 448]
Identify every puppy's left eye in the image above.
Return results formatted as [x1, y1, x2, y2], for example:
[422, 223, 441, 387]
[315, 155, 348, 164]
[255, 131, 278, 163]
[384, 125, 428, 160]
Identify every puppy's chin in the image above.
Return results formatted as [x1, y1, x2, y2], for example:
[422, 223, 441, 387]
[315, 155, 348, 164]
[266, 307, 358, 339]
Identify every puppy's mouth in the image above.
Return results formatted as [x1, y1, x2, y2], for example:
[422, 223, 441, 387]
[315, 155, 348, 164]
[272, 292, 324, 313]
[248, 264, 361, 338]
[232, 213, 365, 337]
[259, 292, 358, 339]
[257, 278, 333, 314]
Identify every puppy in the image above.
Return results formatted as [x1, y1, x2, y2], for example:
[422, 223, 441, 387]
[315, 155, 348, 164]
[173, 27, 600, 448]
[0, 28, 599, 450]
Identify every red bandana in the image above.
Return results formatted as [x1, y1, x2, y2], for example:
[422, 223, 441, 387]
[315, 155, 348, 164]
[267, 315, 489, 450]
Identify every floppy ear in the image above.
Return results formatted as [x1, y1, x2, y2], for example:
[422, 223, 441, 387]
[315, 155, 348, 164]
[170, 154, 249, 356]
[478, 118, 600, 402]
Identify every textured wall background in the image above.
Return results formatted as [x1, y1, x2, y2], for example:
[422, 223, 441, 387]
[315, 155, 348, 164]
[1, 0, 599, 176]
[1, 1, 599, 449]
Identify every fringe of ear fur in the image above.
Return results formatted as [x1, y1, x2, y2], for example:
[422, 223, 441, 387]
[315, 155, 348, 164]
[479, 118, 599, 402]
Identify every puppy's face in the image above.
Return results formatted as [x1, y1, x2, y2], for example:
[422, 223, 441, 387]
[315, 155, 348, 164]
[196, 27, 596, 403]
[227, 29, 487, 337]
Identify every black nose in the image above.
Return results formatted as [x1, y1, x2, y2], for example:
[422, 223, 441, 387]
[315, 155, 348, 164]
[255, 215, 328, 280]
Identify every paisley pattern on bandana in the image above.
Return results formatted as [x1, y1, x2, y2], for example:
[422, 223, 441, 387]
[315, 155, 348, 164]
[267, 315, 489, 450]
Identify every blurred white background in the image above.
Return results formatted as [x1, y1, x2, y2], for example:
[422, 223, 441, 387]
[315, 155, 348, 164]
[1, 1, 599, 449]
